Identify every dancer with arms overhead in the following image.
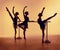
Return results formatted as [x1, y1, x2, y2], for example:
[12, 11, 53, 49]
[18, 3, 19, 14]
[18, 6, 29, 40]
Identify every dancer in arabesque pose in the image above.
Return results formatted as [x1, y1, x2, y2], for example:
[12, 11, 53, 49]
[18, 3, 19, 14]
[37, 7, 57, 43]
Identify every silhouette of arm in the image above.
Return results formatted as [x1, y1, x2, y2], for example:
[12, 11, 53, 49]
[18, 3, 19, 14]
[43, 13, 57, 23]
[29, 21, 37, 22]
[12, 6, 15, 15]
[18, 20, 37, 22]
[41, 7, 45, 14]
[23, 6, 27, 16]
[17, 17, 21, 22]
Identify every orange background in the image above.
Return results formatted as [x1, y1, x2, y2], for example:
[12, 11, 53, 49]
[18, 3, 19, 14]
[0, 0, 60, 37]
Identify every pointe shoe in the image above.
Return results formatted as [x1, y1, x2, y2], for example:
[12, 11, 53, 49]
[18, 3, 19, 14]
[16, 37, 22, 39]
[45, 40, 51, 43]
[42, 40, 44, 43]
[24, 37, 26, 40]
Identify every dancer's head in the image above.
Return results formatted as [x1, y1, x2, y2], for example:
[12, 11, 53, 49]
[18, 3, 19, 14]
[14, 12, 19, 16]
[38, 7, 45, 18]
[38, 13, 42, 18]
[25, 11, 29, 15]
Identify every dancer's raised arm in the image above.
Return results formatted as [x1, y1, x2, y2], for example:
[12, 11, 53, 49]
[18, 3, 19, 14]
[41, 7, 45, 14]
[6, 7, 14, 21]
[12, 6, 15, 15]
[23, 6, 27, 16]
[38, 7, 45, 17]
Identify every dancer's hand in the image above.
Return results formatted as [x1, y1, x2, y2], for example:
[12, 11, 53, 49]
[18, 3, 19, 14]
[12, 6, 15, 14]
[43, 7, 45, 10]
[13, 6, 15, 8]
[24, 6, 27, 8]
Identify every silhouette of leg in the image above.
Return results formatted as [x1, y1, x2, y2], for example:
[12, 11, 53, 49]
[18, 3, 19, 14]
[42, 29, 45, 43]
[18, 24, 24, 30]
[16, 27, 22, 39]
[23, 28, 26, 40]
[14, 28, 17, 40]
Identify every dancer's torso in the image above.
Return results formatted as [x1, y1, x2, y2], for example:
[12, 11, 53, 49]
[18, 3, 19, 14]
[24, 16, 29, 28]
[37, 18, 45, 29]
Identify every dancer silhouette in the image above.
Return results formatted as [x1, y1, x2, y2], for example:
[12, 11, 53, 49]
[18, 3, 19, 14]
[6, 7, 21, 40]
[37, 7, 57, 43]
[18, 6, 29, 40]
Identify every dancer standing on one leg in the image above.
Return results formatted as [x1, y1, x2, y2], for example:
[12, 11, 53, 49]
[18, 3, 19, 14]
[37, 7, 57, 43]
[6, 7, 21, 40]
[18, 6, 29, 40]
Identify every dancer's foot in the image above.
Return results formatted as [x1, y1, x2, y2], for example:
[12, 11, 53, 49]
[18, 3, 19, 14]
[24, 37, 26, 40]
[16, 37, 22, 39]
[45, 40, 51, 43]
[42, 40, 44, 43]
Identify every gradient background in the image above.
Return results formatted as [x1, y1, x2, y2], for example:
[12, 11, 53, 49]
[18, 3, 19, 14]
[0, 0, 60, 37]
